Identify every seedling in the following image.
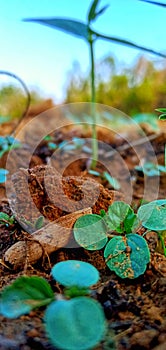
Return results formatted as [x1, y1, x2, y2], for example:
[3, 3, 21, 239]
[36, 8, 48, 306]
[0, 212, 15, 226]
[0, 135, 21, 159]
[21, 215, 45, 231]
[155, 108, 166, 121]
[135, 161, 166, 177]
[0, 260, 107, 350]
[74, 201, 150, 279]
[45, 136, 85, 152]
[88, 169, 121, 190]
[24, 0, 166, 168]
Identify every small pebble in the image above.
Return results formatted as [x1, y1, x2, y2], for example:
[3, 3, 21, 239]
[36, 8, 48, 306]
[27, 329, 40, 338]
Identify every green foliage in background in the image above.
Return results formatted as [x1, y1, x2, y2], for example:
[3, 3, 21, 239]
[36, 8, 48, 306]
[0, 85, 43, 120]
[65, 56, 166, 116]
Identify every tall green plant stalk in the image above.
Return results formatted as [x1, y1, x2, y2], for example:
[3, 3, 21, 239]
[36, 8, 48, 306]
[24, 0, 166, 169]
[89, 33, 98, 168]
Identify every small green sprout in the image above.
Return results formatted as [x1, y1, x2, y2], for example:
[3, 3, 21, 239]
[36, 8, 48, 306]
[0, 169, 9, 183]
[34, 215, 45, 230]
[135, 162, 166, 177]
[105, 201, 139, 234]
[74, 201, 150, 279]
[21, 215, 44, 231]
[102, 171, 121, 190]
[156, 108, 166, 121]
[0, 136, 21, 158]
[0, 260, 107, 350]
[48, 142, 57, 150]
[43, 135, 53, 141]
[0, 212, 15, 226]
[88, 169, 121, 190]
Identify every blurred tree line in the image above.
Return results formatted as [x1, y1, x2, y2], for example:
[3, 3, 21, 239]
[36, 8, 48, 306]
[64, 55, 166, 116]
[1, 55, 166, 120]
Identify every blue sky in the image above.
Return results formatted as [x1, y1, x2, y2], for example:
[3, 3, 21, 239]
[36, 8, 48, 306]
[0, 0, 166, 102]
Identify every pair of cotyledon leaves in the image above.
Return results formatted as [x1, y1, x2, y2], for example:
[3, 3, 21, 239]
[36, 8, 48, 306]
[0, 260, 106, 350]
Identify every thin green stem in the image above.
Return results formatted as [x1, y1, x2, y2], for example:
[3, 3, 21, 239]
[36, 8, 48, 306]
[89, 35, 98, 168]
[158, 232, 166, 257]
[91, 30, 166, 58]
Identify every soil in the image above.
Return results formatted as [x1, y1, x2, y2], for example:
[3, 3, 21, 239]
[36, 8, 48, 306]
[0, 111, 166, 350]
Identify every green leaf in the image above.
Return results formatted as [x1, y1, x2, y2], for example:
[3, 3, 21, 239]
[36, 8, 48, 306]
[88, 169, 100, 176]
[0, 169, 8, 183]
[157, 165, 166, 173]
[103, 172, 121, 190]
[155, 108, 166, 113]
[0, 212, 11, 222]
[0, 276, 54, 318]
[0, 212, 14, 225]
[105, 201, 131, 233]
[93, 31, 166, 58]
[135, 162, 161, 177]
[159, 114, 166, 120]
[124, 208, 139, 234]
[35, 215, 44, 230]
[88, 0, 100, 22]
[95, 5, 110, 18]
[74, 214, 108, 250]
[104, 234, 150, 279]
[24, 18, 89, 40]
[138, 200, 166, 231]
[45, 297, 106, 350]
[51, 260, 99, 288]
[156, 107, 166, 119]
[48, 142, 57, 150]
[88, 0, 109, 23]
[139, 0, 166, 7]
